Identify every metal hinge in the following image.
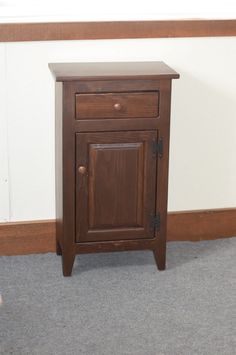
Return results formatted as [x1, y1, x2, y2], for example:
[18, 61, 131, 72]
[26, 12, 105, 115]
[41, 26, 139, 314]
[152, 138, 163, 158]
[150, 213, 161, 232]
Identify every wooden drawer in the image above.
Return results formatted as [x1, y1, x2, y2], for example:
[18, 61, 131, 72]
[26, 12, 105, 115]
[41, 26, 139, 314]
[75, 92, 159, 119]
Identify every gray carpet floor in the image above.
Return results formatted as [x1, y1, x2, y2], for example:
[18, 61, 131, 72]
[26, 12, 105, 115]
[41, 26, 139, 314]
[0, 238, 236, 355]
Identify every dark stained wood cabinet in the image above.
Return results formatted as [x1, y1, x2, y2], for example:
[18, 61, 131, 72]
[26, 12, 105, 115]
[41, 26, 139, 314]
[75, 130, 157, 243]
[49, 62, 179, 276]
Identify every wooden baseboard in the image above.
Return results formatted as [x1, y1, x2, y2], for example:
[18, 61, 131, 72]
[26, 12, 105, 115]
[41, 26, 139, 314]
[0, 220, 55, 255]
[0, 208, 235, 255]
[0, 20, 236, 43]
[167, 208, 236, 241]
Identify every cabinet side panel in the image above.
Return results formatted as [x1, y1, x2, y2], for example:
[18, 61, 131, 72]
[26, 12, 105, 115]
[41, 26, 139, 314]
[62, 82, 76, 255]
[153, 79, 172, 269]
[55, 82, 63, 247]
[156, 80, 172, 221]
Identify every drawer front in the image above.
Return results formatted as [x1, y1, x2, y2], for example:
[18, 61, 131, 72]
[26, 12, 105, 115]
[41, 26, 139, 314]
[75, 92, 159, 119]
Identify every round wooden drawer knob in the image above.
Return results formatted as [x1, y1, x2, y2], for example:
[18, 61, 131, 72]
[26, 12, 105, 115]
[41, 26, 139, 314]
[114, 103, 122, 111]
[78, 166, 86, 174]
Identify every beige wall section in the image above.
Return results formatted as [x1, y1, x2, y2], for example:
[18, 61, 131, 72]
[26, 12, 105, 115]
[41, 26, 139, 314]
[1, 37, 236, 221]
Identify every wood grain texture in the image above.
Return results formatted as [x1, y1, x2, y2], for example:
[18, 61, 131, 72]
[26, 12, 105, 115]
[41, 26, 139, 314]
[53, 68, 175, 275]
[55, 82, 63, 255]
[49, 62, 179, 81]
[75, 92, 159, 119]
[75, 130, 157, 242]
[0, 20, 236, 42]
[0, 220, 55, 255]
[1, 209, 235, 255]
[167, 208, 236, 241]
[61, 82, 77, 275]
[154, 79, 172, 270]
[75, 117, 159, 132]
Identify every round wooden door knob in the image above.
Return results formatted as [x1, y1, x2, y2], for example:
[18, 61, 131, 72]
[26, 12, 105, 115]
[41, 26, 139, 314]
[78, 166, 86, 174]
[114, 103, 122, 111]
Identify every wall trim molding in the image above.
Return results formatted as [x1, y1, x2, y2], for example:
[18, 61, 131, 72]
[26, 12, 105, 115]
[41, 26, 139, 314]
[0, 208, 235, 255]
[0, 19, 236, 42]
[167, 208, 236, 242]
[0, 220, 55, 255]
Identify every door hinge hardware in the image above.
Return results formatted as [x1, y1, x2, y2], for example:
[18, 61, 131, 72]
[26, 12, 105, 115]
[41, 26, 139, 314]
[152, 138, 163, 158]
[150, 213, 161, 231]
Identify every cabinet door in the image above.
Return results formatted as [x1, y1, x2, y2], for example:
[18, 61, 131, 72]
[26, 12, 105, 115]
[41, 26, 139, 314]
[75, 131, 157, 242]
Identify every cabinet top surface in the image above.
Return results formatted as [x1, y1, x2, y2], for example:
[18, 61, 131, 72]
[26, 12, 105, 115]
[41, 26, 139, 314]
[49, 61, 179, 82]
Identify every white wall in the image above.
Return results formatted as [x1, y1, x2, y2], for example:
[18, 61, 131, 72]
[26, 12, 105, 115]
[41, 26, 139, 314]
[0, 0, 235, 22]
[0, 43, 10, 221]
[0, 37, 236, 222]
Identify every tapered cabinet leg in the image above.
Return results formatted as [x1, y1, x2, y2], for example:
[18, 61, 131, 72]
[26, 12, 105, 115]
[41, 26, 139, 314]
[153, 242, 166, 270]
[62, 252, 75, 277]
[56, 240, 62, 255]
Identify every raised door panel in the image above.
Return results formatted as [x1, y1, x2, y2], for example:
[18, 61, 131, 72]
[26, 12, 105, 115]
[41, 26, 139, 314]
[75, 131, 157, 242]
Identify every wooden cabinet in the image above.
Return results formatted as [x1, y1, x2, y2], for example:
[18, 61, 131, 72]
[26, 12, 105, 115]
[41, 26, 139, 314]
[49, 62, 179, 276]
